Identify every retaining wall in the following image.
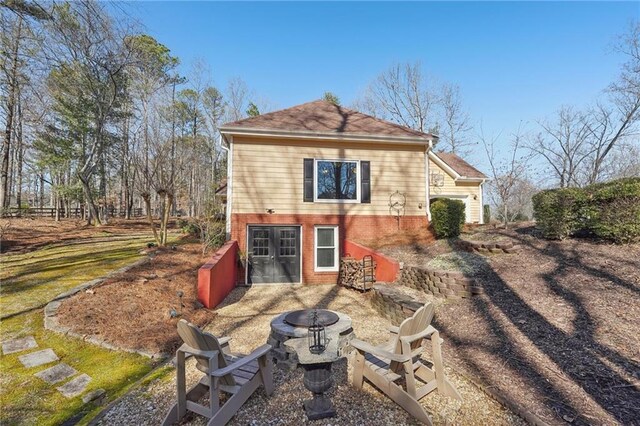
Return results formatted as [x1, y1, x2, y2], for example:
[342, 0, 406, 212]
[398, 266, 483, 300]
[343, 240, 400, 282]
[197, 240, 238, 309]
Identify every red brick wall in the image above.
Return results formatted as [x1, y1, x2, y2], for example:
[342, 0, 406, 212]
[231, 213, 428, 284]
[197, 240, 238, 308]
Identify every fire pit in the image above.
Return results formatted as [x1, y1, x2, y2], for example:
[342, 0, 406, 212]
[268, 309, 354, 369]
[284, 309, 339, 328]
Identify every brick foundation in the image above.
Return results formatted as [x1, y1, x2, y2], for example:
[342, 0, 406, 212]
[231, 213, 429, 284]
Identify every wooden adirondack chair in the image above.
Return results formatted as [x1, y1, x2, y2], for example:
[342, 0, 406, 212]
[350, 304, 462, 425]
[162, 320, 274, 426]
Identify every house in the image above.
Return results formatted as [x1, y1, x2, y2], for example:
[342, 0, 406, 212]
[219, 100, 486, 285]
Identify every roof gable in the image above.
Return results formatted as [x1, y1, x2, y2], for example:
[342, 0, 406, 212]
[431, 152, 487, 180]
[220, 100, 434, 141]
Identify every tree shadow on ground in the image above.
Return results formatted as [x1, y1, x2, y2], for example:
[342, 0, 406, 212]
[436, 233, 640, 424]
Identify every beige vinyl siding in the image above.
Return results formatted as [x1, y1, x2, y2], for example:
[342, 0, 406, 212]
[429, 159, 483, 223]
[232, 137, 428, 216]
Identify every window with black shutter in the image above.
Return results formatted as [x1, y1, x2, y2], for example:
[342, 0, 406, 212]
[303, 158, 314, 202]
[361, 161, 371, 203]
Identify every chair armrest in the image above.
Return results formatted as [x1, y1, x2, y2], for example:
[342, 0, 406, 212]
[178, 343, 218, 360]
[350, 339, 411, 363]
[388, 326, 399, 335]
[399, 325, 438, 345]
[211, 344, 272, 378]
[218, 336, 232, 347]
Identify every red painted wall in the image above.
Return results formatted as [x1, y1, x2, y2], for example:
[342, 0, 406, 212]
[231, 213, 423, 284]
[197, 240, 238, 309]
[343, 240, 400, 282]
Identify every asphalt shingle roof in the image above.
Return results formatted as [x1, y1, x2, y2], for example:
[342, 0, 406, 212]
[221, 100, 435, 140]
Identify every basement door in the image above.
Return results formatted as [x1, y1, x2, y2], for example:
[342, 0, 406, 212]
[248, 226, 301, 284]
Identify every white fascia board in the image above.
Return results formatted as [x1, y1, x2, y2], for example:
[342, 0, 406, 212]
[428, 151, 460, 179]
[219, 127, 434, 146]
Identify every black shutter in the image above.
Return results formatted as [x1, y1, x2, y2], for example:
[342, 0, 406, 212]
[303, 158, 314, 202]
[361, 161, 371, 203]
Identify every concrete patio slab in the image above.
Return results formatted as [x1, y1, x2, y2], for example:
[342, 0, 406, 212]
[2, 336, 38, 355]
[18, 348, 59, 368]
[34, 363, 78, 384]
[57, 373, 91, 398]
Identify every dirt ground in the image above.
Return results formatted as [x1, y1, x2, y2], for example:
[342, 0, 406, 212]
[383, 224, 640, 425]
[0, 217, 176, 254]
[56, 242, 216, 355]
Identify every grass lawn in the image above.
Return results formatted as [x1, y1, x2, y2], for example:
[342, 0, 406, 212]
[0, 310, 155, 426]
[0, 233, 176, 317]
[0, 229, 181, 425]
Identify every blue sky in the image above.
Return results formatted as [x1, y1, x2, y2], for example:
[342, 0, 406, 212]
[128, 1, 638, 167]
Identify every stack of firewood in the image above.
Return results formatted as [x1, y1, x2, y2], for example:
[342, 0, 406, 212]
[338, 257, 375, 289]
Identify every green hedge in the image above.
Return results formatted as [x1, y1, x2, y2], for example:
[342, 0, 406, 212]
[431, 198, 466, 239]
[532, 178, 640, 243]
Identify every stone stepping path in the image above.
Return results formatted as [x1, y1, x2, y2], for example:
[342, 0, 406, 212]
[5, 336, 95, 400]
[57, 374, 91, 398]
[19, 348, 59, 368]
[2, 336, 38, 354]
[34, 363, 78, 384]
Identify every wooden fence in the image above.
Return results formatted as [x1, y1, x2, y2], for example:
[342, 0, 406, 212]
[2, 206, 144, 219]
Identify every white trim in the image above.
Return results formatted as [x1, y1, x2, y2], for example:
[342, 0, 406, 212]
[314, 225, 339, 272]
[245, 224, 303, 285]
[428, 151, 460, 179]
[222, 135, 233, 238]
[479, 182, 485, 224]
[313, 159, 361, 203]
[430, 194, 472, 223]
[219, 126, 435, 146]
[424, 147, 431, 221]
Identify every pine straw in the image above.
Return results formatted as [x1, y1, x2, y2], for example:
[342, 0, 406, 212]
[56, 242, 216, 355]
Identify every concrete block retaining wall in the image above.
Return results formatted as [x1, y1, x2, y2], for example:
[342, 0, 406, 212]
[398, 266, 484, 300]
[370, 284, 426, 326]
[459, 240, 522, 254]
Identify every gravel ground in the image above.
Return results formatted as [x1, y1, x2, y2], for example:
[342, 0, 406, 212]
[97, 285, 523, 425]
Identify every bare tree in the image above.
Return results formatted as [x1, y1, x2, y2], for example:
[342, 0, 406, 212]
[438, 83, 473, 155]
[481, 125, 534, 226]
[225, 77, 250, 122]
[355, 62, 437, 133]
[529, 107, 593, 188]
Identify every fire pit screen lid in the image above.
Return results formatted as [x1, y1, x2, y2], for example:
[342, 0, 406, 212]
[284, 309, 340, 328]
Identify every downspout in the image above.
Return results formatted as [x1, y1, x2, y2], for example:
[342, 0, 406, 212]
[220, 134, 233, 239]
[425, 139, 433, 222]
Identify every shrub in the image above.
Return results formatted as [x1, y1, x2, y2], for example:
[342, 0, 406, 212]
[483, 204, 491, 224]
[180, 220, 201, 237]
[532, 178, 640, 243]
[431, 198, 466, 239]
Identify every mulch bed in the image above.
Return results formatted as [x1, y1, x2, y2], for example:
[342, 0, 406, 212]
[385, 224, 640, 425]
[56, 242, 216, 355]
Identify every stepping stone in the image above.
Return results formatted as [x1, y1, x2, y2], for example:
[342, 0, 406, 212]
[82, 388, 106, 404]
[18, 349, 59, 368]
[34, 363, 78, 384]
[2, 336, 38, 355]
[57, 374, 91, 398]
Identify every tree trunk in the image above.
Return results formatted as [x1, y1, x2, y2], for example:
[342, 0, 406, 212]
[39, 173, 44, 208]
[142, 192, 161, 246]
[15, 98, 24, 211]
[161, 192, 173, 246]
[0, 17, 22, 211]
[78, 173, 101, 226]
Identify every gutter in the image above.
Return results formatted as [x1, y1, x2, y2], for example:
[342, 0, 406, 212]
[219, 126, 436, 146]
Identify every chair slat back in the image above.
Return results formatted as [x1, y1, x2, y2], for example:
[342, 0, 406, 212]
[394, 303, 435, 354]
[177, 320, 235, 386]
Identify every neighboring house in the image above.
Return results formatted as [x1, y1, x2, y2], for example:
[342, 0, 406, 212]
[219, 100, 486, 285]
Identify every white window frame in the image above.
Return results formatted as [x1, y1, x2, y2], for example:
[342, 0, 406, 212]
[313, 159, 361, 203]
[314, 225, 339, 272]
